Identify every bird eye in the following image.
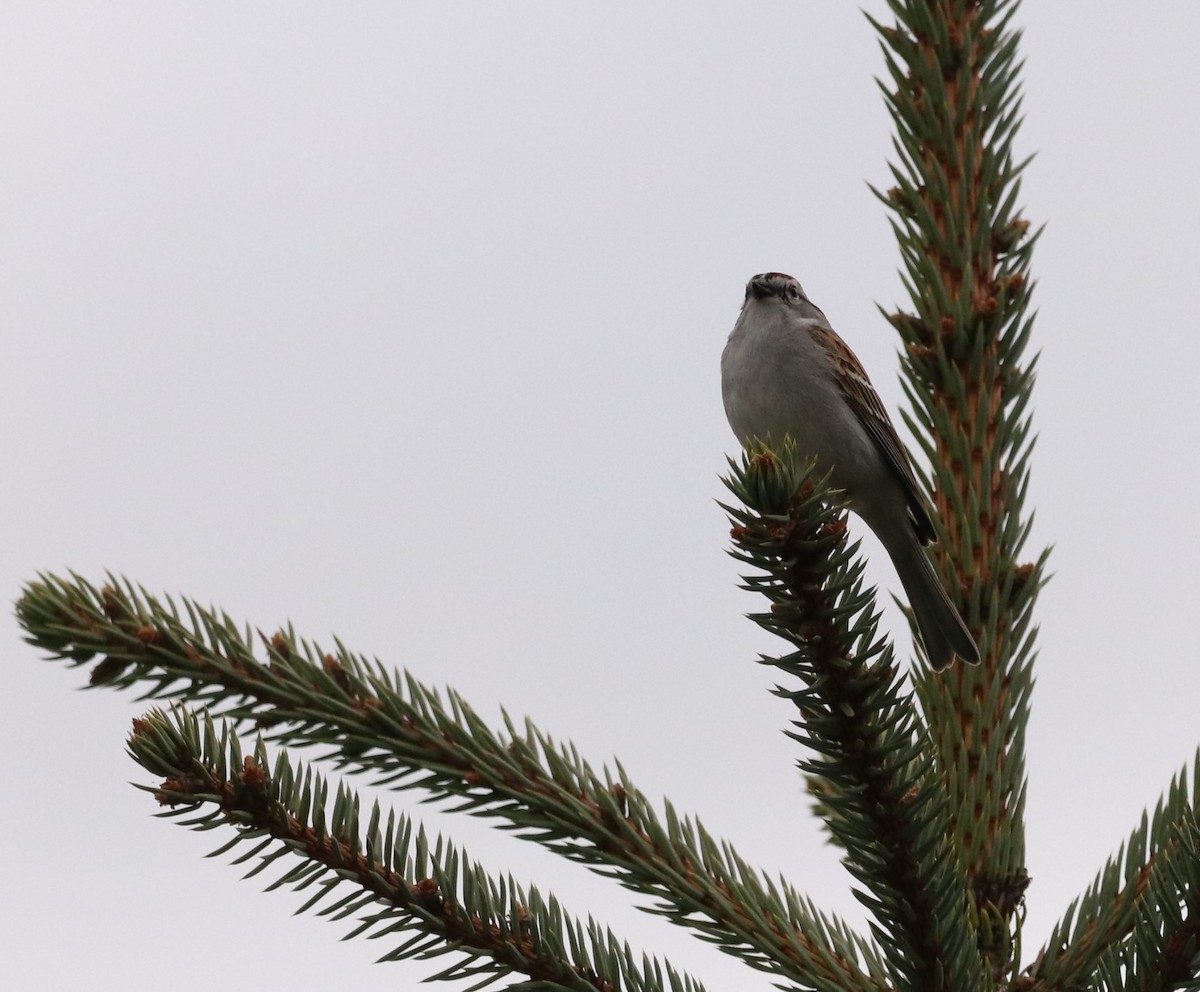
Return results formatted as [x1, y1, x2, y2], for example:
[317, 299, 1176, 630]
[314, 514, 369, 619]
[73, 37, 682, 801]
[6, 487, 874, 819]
[786, 284, 801, 302]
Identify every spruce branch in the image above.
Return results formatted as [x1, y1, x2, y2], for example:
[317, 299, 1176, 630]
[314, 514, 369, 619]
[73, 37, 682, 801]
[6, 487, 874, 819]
[1087, 822, 1200, 992]
[722, 446, 982, 992]
[17, 572, 883, 992]
[1077, 820, 1200, 992]
[127, 705, 705, 992]
[869, 0, 1046, 976]
[1026, 754, 1200, 992]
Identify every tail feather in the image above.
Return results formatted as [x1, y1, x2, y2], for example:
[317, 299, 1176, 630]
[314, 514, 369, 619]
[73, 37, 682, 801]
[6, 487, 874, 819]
[885, 531, 979, 670]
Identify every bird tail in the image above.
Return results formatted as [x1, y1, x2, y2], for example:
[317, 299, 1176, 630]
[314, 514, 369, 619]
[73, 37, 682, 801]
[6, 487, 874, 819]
[885, 532, 979, 670]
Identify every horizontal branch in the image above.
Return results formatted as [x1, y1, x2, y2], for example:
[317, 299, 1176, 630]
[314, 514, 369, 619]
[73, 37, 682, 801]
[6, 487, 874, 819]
[131, 706, 671, 992]
[18, 572, 885, 992]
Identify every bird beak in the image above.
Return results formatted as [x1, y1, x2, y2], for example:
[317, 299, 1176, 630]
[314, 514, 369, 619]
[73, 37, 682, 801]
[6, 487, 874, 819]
[746, 275, 773, 301]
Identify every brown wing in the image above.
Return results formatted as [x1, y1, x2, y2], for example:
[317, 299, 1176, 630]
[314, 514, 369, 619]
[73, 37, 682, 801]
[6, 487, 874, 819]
[821, 330, 938, 546]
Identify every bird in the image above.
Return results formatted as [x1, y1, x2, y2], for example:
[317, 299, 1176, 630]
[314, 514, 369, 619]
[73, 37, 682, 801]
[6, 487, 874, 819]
[721, 271, 979, 670]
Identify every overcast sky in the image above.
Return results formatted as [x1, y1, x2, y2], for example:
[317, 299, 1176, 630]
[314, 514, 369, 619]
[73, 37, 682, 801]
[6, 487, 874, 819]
[4, 3, 1200, 990]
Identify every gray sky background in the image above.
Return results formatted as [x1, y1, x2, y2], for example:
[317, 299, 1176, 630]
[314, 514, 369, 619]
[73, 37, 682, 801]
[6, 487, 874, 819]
[4, 3, 1200, 990]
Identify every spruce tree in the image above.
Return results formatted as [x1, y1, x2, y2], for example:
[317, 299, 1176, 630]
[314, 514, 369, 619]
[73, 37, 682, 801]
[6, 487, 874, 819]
[18, 3, 1200, 991]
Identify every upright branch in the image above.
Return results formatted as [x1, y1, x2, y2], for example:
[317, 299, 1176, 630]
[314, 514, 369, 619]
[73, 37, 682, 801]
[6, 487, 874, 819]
[869, 0, 1046, 975]
[724, 446, 982, 992]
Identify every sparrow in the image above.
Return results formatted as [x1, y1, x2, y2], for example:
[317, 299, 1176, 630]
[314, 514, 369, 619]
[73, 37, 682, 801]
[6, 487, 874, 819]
[721, 272, 979, 670]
